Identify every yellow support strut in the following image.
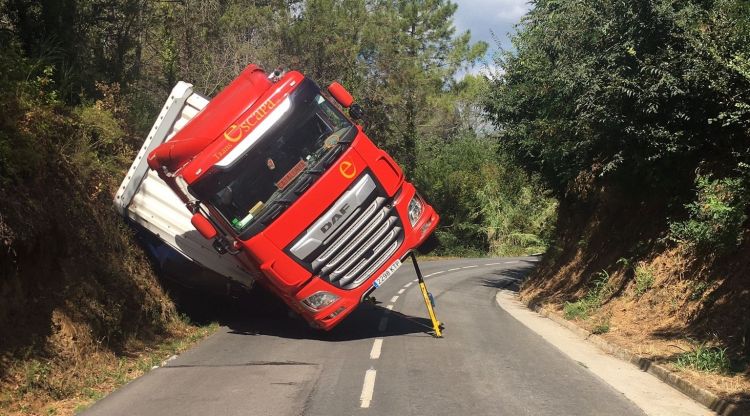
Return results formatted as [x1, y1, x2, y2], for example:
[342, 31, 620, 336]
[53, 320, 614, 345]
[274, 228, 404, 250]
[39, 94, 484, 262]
[410, 252, 443, 338]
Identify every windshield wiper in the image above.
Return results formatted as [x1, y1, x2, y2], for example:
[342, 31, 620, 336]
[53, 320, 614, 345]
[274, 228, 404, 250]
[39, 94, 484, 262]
[255, 129, 356, 226]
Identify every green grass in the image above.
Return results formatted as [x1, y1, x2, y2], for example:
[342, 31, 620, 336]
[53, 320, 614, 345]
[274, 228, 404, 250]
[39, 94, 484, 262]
[675, 343, 731, 374]
[563, 270, 612, 320]
[634, 265, 655, 297]
[690, 281, 709, 301]
[592, 320, 611, 334]
[563, 300, 590, 320]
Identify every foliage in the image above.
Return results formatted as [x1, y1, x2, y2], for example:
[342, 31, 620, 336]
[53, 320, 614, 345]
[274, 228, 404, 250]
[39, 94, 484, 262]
[358, 0, 487, 172]
[475, 161, 557, 256]
[675, 343, 731, 374]
[689, 281, 709, 301]
[485, 0, 750, 219]
[634, 264, 655, 297]
[591, 320, 611, 335]
[564, 270, 612, 320]
[669, 175, 748, 253]
[413, 135, 556, 255]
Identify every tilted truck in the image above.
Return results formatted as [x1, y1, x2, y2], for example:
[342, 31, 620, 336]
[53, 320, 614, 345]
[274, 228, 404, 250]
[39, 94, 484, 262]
[114, 65, 440, 331]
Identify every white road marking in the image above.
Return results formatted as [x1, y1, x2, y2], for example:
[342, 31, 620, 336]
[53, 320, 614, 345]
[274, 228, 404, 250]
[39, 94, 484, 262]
[447, 267, 462, 272]
[404, 282, 413, 288]
[397, 288, 405, 294]
[413, 279, 418, 282]
[360, 368, 377, 408]
[370, 339, 383, 359]
[484, 262, 505, 266]
[386, 305, 394, 311]
[504, 261, 519, 264]
[378, 317, 388, 331]
[390, 295, 399, 303]
[461, 265, 478, 269]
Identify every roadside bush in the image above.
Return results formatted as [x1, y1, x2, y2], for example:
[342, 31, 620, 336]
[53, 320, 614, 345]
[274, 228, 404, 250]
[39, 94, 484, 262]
[669, 175, 748, 253]
[563, 270, 612, 320]
[676, 343, 731, 374]
[634, 264, 655, 297]
[413, 136, 557, 256]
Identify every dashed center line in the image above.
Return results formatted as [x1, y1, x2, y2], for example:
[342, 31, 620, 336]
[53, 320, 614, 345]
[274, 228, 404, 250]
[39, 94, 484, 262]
[354, 259, 532, 410]
[370, 339, 383, 359]
[360, 368, 377, 408]
[378, 317, 389, 331]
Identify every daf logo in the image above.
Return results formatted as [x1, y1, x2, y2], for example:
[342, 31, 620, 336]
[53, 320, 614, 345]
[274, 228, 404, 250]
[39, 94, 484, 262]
[320, 203, 350, 233]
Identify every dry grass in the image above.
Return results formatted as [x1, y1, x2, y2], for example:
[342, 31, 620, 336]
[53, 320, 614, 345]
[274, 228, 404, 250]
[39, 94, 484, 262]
[0, 99, 223, 416]
[525, 246, 750, 407]
[0, 320, 218, 416]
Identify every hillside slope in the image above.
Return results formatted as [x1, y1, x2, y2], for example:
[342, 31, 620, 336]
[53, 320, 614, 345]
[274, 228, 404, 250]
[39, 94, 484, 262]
[521, 183, 749, 410]
[0, 69, 191, 414]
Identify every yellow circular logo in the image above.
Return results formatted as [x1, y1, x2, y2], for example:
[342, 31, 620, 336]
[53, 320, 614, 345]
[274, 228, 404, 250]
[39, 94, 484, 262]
[339, 160, 356, 179]
[224, 124, 243, 142]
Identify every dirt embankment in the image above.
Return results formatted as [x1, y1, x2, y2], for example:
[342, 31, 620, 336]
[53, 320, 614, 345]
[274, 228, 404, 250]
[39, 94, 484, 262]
[521, 183, 750, 410]
[0, 100, 197, 414]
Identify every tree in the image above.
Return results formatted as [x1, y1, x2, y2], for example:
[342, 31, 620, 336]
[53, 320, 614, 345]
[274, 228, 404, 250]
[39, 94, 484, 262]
[362, 0, 487, 171]
[485, 0, 750, 198]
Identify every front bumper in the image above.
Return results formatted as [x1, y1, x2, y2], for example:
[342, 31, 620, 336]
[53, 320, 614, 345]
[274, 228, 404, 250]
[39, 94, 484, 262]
[292, 181, 439, 330]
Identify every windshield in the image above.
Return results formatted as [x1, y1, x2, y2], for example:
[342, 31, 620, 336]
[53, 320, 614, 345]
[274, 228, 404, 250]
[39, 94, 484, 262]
[190, 79, 356, 237]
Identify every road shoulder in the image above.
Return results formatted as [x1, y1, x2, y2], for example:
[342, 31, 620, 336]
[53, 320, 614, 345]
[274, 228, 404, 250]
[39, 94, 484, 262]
[495, 289, 712, 416]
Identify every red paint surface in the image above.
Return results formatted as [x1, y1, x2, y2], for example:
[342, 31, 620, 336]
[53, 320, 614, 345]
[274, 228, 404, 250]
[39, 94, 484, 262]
[147, 65, 439, 330]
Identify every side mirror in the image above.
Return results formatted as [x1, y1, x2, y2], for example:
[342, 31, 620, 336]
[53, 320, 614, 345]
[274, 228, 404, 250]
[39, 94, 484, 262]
[327, 82, 354, 108]
[191, 213, 217, 240]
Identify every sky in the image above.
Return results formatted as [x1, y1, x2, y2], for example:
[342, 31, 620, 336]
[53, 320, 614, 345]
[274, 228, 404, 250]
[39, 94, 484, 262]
[453, 0, 532, 73]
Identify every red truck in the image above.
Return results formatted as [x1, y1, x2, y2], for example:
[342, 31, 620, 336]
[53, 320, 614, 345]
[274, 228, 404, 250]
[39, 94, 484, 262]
[115, 65, 439, 330]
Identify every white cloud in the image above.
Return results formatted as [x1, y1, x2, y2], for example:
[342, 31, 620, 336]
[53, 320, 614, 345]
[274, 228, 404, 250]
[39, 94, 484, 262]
[495, 3, 531, 21]
[453, 0, 532, 51]
[455, 61, 505, 82]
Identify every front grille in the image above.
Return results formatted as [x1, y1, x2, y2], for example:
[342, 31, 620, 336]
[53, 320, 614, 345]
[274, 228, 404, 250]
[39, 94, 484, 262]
[288, 173, 404, 289]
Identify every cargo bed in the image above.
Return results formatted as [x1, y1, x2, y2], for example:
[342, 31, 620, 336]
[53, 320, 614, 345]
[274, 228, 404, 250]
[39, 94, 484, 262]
[114, 82, 255, 288]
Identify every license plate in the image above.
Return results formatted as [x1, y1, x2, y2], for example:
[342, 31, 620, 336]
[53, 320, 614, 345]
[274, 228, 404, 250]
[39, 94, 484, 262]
[372, 259, 402, 288]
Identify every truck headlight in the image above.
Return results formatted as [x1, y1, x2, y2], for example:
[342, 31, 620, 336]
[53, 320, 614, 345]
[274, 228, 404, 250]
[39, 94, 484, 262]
[301, 291, 340, 311]
[408, 195, 423, 227]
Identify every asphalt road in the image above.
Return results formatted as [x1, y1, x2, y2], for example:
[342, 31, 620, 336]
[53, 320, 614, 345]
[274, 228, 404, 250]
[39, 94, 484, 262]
[83, 257, 647, 416]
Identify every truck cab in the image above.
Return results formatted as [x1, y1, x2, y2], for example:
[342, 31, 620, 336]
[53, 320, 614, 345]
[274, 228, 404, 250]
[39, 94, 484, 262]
[140, 65, 438, 330]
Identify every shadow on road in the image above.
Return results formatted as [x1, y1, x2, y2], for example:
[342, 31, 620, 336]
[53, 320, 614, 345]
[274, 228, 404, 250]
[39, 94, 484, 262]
[162, 278, 433, 342]
[479, 260, 537, 292]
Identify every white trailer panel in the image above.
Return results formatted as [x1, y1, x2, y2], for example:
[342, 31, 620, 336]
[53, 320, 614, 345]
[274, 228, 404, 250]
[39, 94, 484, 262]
[114, 82, 254, 288]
